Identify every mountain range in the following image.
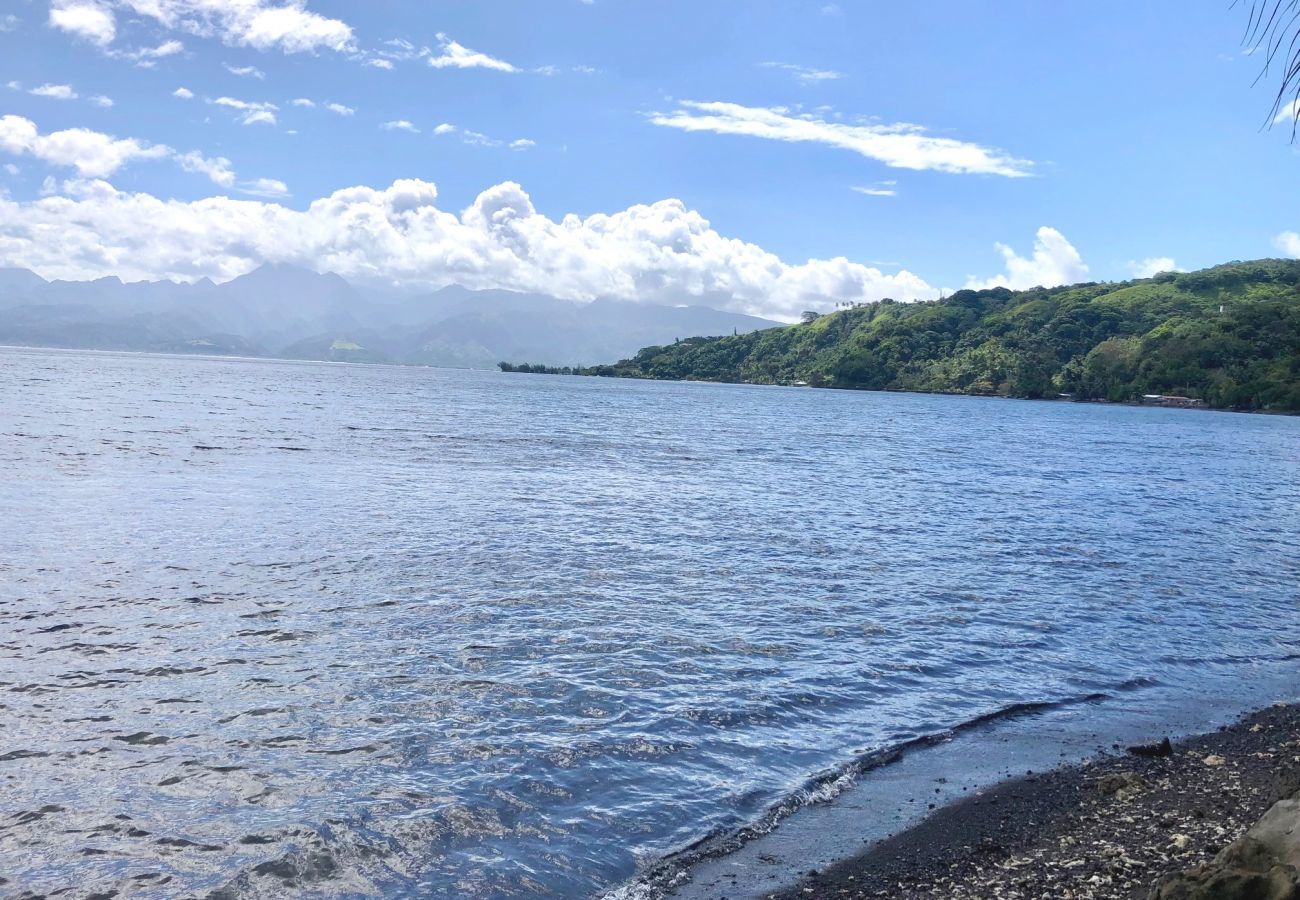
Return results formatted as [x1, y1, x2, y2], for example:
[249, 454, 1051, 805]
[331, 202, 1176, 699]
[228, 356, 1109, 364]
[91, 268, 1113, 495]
[0, 264, 778, 368]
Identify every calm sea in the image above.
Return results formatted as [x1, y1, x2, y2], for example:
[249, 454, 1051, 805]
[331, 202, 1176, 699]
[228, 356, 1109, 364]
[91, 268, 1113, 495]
[2, 347, 1298, 898]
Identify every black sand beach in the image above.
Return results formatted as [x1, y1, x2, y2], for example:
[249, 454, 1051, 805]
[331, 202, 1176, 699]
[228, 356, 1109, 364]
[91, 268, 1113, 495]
[772, 703, 1300, 899]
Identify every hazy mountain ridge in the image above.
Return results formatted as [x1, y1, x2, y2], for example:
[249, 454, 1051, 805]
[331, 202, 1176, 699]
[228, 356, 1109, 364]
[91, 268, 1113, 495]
[0, 264, 778, 367]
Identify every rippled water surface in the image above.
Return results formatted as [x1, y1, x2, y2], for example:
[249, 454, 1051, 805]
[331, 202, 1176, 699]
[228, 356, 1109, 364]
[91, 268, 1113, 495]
[2, 347, 1299, 898]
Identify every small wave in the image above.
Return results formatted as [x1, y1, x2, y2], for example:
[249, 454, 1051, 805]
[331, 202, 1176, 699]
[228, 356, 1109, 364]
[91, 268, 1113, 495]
[603, 686, 1133, 900]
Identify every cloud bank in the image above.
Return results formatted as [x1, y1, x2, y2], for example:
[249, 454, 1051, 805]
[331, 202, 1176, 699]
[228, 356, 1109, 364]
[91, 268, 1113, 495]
[0, 177, 938, 320]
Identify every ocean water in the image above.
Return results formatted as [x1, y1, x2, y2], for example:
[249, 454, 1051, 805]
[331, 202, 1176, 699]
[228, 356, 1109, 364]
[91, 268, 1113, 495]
[1, 347, 1298, 898]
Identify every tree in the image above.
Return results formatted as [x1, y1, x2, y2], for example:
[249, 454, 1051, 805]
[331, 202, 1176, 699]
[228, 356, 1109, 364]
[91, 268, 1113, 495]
[800, 311, 822, 324]
[1240, 1, 1300, 138]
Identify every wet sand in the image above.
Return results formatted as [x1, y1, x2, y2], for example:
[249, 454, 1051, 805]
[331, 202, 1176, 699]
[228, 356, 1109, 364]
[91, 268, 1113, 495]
[773, 703, 1300, 899]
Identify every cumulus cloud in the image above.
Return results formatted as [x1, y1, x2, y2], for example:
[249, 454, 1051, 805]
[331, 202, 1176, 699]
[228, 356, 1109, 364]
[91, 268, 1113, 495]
[176, 150, 236, 187]
[173, 86, 194, 99]
[0, 177, 936, 319]
[116, 38, 184, 66]
[0, 14, 19, 32]
[224, 63, 265, 79]
[211, 96, 278, 126]
[381, 120, 419, 133]
[964, 226, 1088, 290]
[49, 0, 353, 55]
[1276, 231, 1300, 258]
[760, 62, 845, 85]
[325, 102, 354, 116]
[90, 94, 114, 107]
[0, 114, 275, 190]
[29, 83, 79, 100]
[651, 101, 1033, 177]
[0, 114, 170, 177]
[238, 177, 288, 198]
[1274, 99, 1300, 125]
[1127, 256, 1182, 278]
[427, 33, 518, 72]
[49, 0, 116, 46]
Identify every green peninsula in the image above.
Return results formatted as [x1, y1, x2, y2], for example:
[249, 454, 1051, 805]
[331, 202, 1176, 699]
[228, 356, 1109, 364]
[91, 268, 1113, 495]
[503, 259, 1300, 412]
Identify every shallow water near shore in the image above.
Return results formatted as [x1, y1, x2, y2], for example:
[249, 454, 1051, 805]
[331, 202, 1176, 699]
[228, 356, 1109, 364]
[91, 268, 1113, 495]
[2, 347, 1298, 898]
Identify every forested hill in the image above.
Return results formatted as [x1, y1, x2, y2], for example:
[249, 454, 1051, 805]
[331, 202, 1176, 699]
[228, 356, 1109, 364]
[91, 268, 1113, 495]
[511, 259, 1300, 412]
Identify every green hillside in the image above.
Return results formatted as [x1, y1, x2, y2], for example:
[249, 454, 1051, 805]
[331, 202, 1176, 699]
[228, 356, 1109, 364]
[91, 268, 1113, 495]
[513, 259, 1300, 412]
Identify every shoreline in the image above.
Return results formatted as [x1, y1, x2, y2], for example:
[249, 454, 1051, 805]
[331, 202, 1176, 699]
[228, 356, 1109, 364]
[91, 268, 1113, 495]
[643, 696, 1300, 900]
[776, 703, 1300, 898]
[5, 346, 1294, 415]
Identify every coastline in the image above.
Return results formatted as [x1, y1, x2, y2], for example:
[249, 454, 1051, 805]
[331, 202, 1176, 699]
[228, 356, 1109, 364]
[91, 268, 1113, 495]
[669, 703, 1300, 900]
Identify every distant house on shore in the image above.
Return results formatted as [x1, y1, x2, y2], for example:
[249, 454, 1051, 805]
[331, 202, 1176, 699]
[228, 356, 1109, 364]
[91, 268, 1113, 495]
[1141, 394, 1206, 408]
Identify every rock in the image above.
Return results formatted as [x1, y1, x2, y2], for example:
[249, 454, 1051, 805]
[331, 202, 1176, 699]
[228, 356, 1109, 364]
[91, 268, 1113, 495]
[1096, 773, 1149, 800]
[1204, 755, 1228, 767]
[1129, 738, 1174, 758]
[1148, 799, 1300, 899]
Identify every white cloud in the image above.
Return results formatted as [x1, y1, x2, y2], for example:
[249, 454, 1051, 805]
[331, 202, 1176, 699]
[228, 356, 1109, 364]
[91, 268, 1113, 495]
[48, 0, 351, 54]
[91, 95, 113, 108]
[433, 124, 532, 150]
[1127, 256, 1182, 278]
[176, 150, 236, 187]
[0, 114, 170, 177]
[117, 38, 184, 66]
[290, 98, 315, 107]
[1274, 99, 1300, 125]
[30, 83, 79, 100]
[852, 185, 896, 197]
[211, 96, 279, 126]
[0, 114, 284, 197]
[761, 62, 845, 85]
[651, 101, 1033, 177]
[3, 163, 18, 176]
[238, 177, 288, 198]
[49, 0, 116, 46]
[964, 226, 1089, 290]
[365, 58, 393, 70]
[427, 33, 518, 72]
[381, 120, 419, 133]
[325, 102, 354, 116]
[0, 177, 936, 319]
[1276, 231, 1300, 258]
[0, 14, 19, 32]
[173, 86, 194, 99]
[224, 63, 265, 79]
[75, 0, 353, 53]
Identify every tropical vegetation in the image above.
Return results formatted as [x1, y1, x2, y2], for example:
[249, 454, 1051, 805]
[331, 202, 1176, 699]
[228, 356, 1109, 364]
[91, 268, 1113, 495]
[502, 259, 1300, 412]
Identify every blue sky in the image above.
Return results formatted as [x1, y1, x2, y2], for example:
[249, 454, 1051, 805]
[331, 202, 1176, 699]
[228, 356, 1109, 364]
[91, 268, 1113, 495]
[0, 0, 1297, 319]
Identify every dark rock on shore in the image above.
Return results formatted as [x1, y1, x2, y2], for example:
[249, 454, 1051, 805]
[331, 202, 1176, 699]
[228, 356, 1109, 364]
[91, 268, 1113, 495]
[775, 703, 1300, 899]
[1129, 737, 1174, 758]
[1150, 796, 1300, 899]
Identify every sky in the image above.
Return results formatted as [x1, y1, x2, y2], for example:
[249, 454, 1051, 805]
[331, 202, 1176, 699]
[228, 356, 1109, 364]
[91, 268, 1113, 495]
[0, 0, 1297, 320]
